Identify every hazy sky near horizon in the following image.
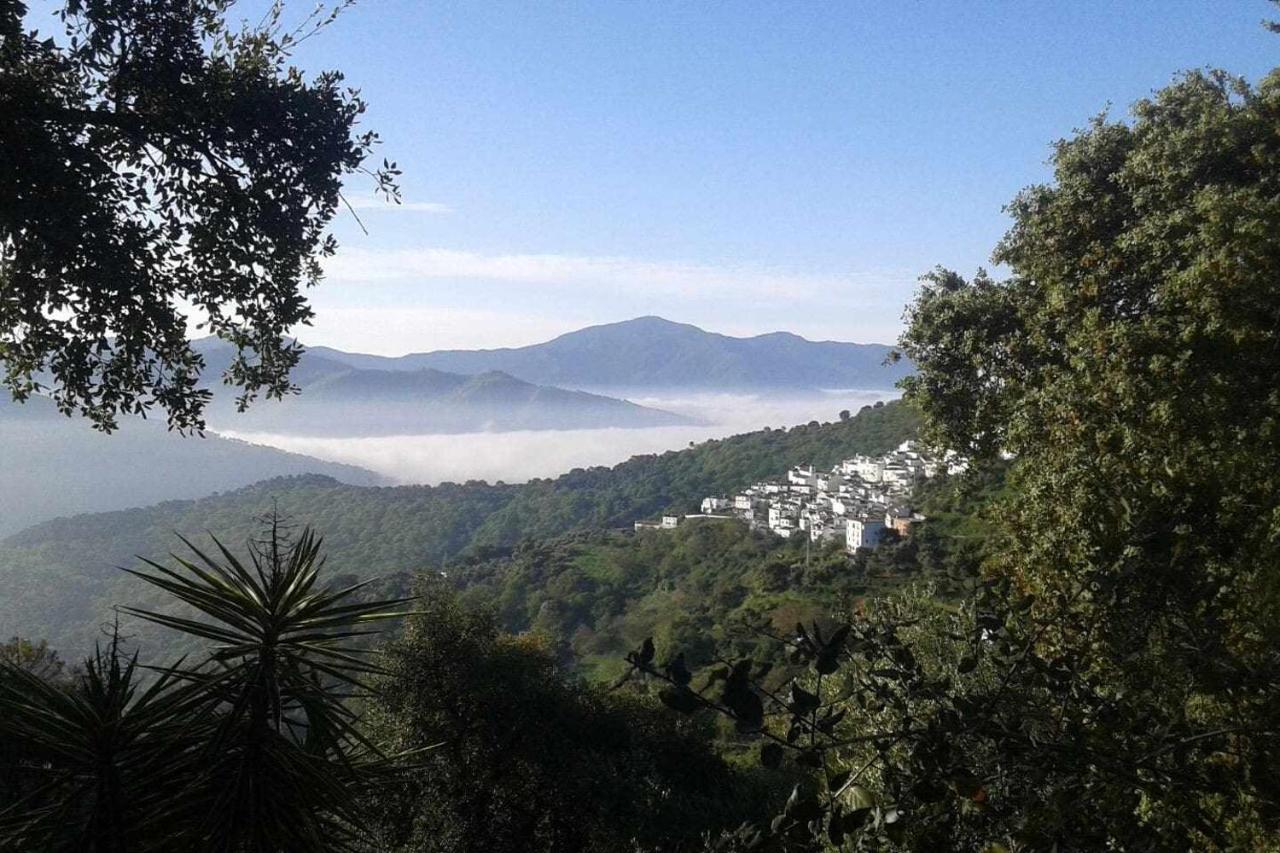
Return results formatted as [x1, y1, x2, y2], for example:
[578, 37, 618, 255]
[219, 2, 1277, 353]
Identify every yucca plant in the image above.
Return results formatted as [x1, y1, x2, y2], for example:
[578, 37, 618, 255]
[0, 631, 210, 852]
[0, 518, 410, 853]
[119, 518, 412, 852]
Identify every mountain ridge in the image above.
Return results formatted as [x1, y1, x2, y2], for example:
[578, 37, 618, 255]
[190, 337, 694, 436]
[305, 316, 911, 391]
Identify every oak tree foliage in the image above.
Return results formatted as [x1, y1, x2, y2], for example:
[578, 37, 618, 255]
[0, 0, 398, 431]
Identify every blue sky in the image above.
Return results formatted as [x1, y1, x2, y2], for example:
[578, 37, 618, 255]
[271, 1, 1278, 353]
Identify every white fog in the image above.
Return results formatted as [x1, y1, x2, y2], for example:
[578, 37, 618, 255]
[215, 390, 897, 485]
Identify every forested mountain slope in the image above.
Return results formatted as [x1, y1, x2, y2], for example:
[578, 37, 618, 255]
[0, 400, 917, 658]
[454, 524, 872, 684]
[451, 460, 1006, 686]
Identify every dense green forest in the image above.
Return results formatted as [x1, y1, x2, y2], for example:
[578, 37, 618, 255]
[364, 585, 790, 852]
[452, 460, 1004, 686]
[462, 525, 876, 685]
[0, 400, 917, 657]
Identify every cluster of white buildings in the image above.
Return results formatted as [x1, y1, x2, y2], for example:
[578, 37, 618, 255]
[637, 440, 966, 555]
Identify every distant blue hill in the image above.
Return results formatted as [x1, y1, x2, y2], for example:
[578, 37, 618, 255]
[190, 337, 694, 436]
[0, 394, 385, 538]
[307, 316, 912, 392]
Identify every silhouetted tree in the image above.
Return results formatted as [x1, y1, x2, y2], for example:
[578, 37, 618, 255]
[0, 519, 409, 851]
[0, 1, 398, 431]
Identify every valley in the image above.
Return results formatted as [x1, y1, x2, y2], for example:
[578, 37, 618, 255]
[2, 319, 903, 535]
[0, 400, 919, 660]
[3, 4, 1272, 847]
[0, 394, 385, 538]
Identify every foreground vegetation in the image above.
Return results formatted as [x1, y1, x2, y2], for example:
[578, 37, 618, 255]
[0, 522, 408, 851]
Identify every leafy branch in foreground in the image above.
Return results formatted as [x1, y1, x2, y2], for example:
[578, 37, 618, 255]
[627, 575, 1280, 851]
[893, 63, 1280, 851]
[0, 517, 411, 852]
[1, 0, 399, 431]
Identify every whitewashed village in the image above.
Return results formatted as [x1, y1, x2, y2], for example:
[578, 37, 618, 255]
[636, 440, 967, 554]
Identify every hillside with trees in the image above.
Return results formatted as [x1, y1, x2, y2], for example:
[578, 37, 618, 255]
[450, 462, 1002, 688]
[0, 400, 918, 658]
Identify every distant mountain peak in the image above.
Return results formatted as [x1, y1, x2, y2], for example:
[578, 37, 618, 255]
[551, 315, 705, 339]
[749, 330, 807, 342]
[615, 315, 694, 329]
[297, 317, 911, 392]
[463, 370, 525, 387]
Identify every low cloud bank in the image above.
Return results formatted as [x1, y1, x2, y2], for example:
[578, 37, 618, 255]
[216, 390, 896, 486]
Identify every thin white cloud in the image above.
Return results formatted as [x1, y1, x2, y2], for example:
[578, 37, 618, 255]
[303, 306, 580, 353]
[323, 247, 914, 302]
[342, 196, 454, 214]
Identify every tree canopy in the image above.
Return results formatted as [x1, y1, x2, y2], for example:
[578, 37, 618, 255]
[893, 67, 1280, 849]
[368, 585, 775, 853]
[0, 0, 397, 431]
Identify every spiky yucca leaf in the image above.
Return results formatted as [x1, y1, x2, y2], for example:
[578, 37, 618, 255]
[118, 521, 411, 850]
[0, 635, 211, 852]
[1, 521, 410, 852]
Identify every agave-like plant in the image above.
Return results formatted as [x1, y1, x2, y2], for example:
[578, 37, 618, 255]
[0, 631, 210, 852]
[118, 519, 412, 851]
[0, 518, 410, 853]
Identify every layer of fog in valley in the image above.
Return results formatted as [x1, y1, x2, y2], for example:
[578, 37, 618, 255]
[215, 390, 897, 485]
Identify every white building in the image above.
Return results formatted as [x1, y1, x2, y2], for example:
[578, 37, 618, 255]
[805, 511, 842, 543]
[846, 517, 888, 552]
[788, 465, 817, 486]
[701, 496, 731, 514]
[684, 439, 965, 552]
[843, 456, 885, 483]
[881, 465, 914, 487]
[768, 504, 798, 529]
